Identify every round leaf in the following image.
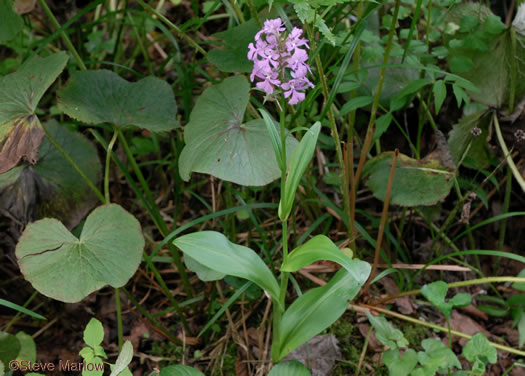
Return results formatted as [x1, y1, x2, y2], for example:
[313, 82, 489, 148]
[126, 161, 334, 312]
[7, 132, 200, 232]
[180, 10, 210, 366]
[0, 120, 101, 229]
[57, 70, 178, 132]
[15, 332, 36, 363]
[178, 75, 297, 186]
[16, 204, 145, 302]
[363, 151, 454, 207]
[0, 331, 20, 366]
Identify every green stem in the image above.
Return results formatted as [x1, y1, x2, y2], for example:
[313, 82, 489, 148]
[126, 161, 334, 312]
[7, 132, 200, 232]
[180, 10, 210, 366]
[39, 0, 87, 71]
[104, 129, 119, 204]
[117, 131, 193, 298]
[366, 304, 525, 357]
[494, 113, 525, 193]
[135, 0, 207, 56]
[373, 276, 525, 305]
[305, 24, 352, 242]
[115, 288, 123, 351]
[272, 102, 290, 364]
[496, 165, 513, 270]
[42, 125, 105, 203]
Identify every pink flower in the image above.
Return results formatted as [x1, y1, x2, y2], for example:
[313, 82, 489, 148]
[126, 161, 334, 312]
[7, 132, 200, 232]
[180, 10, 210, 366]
[247, 18, 313, 105]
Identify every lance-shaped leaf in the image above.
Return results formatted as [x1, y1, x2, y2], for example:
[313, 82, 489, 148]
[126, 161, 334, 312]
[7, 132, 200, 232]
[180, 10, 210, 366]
[0, 120, 101, 229]
[57, 70, 178, 132]
[173, 231, 281, 309]
[275, 267, 368, 360]
[281, 235, 371, 284]
[268, 361, 311, 376]
[279, 122, 321, 220]
[0, 52, 68, 173]
[363, 151, 455, 207]
[178, 75, 297, 186]
[16, 204, 145, 303]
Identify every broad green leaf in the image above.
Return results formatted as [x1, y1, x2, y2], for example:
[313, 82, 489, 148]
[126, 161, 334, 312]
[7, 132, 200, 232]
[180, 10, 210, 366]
[279, 122, 321, 220]
[0, 120, 102, 229]
[281, 235, 371, 284]
[208, 18, 259, 72]
[184, 255, 225, 282]
[433, 80, 447, 114]
[173, 231, 281, 309]
[0, 0, 23, 44]
[384, 349, 418, 376]
[0, 332, 20, 366]
[0, 52, 68, 173]
[276, 268, 367, 360]
[363, 151, 455, 207]
[444, 3, 524, 107]
[268, 360, 311, 376]
[366, 314, 408, 350]
[178, 76, 297, 186]
[417, 338, 461, 373]
[159, 365, 205, 376]
[15, 332, 36, 363]
[462, 333, 497, 374]
[57, 70, 178, 132]
[109, 341, 133, 376]
[448, 111, 491, 169]
[0, 299, 46, 320]
[421, 281, 471, 320]
[84, 318, 105, 348]
[16, 204, 145, 303]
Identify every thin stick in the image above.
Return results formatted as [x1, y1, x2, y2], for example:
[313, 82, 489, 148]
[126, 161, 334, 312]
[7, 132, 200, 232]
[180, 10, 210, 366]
[364, 149, 399, 294]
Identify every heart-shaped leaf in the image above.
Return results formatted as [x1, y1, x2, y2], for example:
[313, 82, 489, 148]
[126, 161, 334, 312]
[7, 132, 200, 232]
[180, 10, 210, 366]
[173, 231, 281, 309]
[0, 52, 68, 173]
[0, 120, 101, 229]
[16, 204, 144, 303]
[281, 235, 370, 284]
[276, 267, 368, 360]
[57, 70, 178, 132]
[15, 332, 36, 363]
[208, 18, 259, 73]
[178, 75, 298, 186]
[363, 151, 455, 207]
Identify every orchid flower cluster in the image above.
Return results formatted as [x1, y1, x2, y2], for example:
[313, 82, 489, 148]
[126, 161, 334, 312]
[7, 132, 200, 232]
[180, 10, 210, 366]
[248, 18, 314, 105]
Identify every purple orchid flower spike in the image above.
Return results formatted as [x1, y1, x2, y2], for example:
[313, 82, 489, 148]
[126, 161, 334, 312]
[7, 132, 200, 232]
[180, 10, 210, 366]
[247, 18, 313, 105]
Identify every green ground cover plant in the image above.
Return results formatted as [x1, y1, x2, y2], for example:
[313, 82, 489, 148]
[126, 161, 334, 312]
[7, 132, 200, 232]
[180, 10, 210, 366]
[1, 0, 525, 375]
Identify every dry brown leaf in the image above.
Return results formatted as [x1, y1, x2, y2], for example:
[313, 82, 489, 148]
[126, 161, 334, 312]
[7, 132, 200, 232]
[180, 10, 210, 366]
[14, 0, 36, 14]
[447, 311, 491, 346]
